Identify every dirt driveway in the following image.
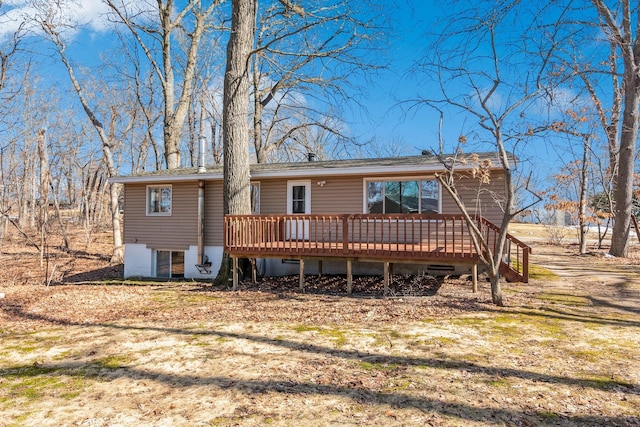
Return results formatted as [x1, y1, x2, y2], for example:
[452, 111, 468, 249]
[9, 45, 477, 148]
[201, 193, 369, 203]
[1, 231, 639, 426]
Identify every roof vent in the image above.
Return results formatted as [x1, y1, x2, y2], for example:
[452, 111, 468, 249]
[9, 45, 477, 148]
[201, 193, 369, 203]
[307, 152, 316, 162]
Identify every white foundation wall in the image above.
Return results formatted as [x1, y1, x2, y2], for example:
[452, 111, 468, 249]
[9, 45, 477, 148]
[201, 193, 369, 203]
[124, 245, 474, 280]
[123, 244, 153, 278]
[123, 243, 224, 279]
[184, 245, 224, 279]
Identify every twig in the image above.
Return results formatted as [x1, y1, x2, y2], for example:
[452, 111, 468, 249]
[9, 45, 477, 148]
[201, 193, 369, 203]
[46, 263, 57, 287]
[0, 209, 41, 251]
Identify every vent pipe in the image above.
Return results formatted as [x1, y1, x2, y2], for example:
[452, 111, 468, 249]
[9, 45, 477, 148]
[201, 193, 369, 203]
[198, 135, 207, 173]
[307, 152, 316, 162]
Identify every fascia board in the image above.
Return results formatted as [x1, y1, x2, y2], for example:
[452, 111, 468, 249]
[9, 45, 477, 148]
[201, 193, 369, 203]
[110, 162, 503, 184]
[109, 173, 222, 184]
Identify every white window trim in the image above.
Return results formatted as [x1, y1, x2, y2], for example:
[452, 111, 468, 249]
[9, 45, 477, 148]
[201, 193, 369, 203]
[146, 184, 172, 216]
[287, 180, 311, 214]
[362, 177, 441, 214]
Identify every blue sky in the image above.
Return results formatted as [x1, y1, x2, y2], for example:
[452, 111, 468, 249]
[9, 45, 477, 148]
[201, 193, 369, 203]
[2, 1, 453, 154]
[341, 1, 453, 155]
[0, 0, 605, 180]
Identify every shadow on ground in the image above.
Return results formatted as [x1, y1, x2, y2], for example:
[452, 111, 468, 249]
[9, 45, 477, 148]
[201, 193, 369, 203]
[62, 264, 124, 283]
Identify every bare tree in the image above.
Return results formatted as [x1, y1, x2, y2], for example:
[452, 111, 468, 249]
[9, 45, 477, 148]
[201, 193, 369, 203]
[588, 0, 640, 257]
[105, 0, 222, 170]
[108, 34, 164, 173]
[0, 1, 28, 241]
[0, 4, 26, 98]
[250, 0, 387, 163]
[412, 1, 559, 305]
[203, 87, 224, 165]
[215, 0, 255, 286]
[36, 129, 48, 266]
[36, 5, 124, 263]
[3, 78, 51, 230]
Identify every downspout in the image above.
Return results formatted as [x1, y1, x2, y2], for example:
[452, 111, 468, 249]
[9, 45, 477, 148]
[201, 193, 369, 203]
[197, 180, 208, 267]
[196, 135, 210, 274]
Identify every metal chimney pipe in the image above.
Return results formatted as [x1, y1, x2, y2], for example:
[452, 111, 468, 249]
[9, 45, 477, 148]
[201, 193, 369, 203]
[307, 152, 316, 162]
[198, 135, 207, 173]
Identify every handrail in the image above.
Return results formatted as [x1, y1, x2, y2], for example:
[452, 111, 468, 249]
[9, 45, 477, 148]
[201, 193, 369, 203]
[477, 216, 531, 283]
[224, 213, 531, 282]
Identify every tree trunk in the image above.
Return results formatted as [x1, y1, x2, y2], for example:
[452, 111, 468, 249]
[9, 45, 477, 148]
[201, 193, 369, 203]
[215, 0, 256, 286]
[222, 0, 254, 217]
[109, 182, 124, 264]
[37, 129, 48, 268]
[253, 57, 265, 163]
[490, 274, 503, 306]
[579, 137, 590, 255]
[609, 66, 639, 257]
[590, 0, 640, 258]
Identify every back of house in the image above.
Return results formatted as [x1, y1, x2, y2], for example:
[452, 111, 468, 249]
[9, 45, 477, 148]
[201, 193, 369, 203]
[111, 153, 509, 280]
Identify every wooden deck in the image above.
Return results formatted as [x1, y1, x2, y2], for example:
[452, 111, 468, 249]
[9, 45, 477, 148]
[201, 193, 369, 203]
[224, 213, 531, 291]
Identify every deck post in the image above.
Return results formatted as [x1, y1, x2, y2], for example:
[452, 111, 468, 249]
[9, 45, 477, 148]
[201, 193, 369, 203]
[232, 256, 239, 291]
[346, 259, 353, 294]
[383, 262, 390, 295]
[251, 258, 257, 283]
[472, 264, 478, 293]
[299, 258, 305, 291]
[318, 260, 323, 277]
[523, 248, 530, 283]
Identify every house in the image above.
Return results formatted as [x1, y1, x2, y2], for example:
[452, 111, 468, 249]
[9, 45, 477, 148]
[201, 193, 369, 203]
[111, 152, 529, 285]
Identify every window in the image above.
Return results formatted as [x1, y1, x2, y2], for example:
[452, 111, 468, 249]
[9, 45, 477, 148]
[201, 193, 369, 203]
[147, 185, 172, 216]
[156, 250, 184, 278]
[366, 179, 439, 214]
[250, 182, 260, 214]
[291, 185, 306, 213]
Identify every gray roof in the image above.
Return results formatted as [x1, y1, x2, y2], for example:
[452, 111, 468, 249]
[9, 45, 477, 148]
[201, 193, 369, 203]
[110, 152, 513, 184]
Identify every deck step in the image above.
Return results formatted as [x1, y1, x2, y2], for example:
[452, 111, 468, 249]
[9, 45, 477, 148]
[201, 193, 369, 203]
[499, 262, 524, 283]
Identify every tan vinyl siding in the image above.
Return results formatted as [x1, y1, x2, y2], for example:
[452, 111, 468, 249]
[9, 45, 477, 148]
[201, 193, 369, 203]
[312, 176, 362, 213]
[205, 180, 224, 246]
[441, 172, 506, 224]
[258, 179, 287, 214]
[257, 176, 363, 214]
[253, 173, 508, 221]
[123, 182, 198, 250]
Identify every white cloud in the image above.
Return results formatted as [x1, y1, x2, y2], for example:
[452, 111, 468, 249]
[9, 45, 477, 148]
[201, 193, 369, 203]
[0, 0, 113, 40]
[0, 2, 34, 38]
[73, 0, 112, 32]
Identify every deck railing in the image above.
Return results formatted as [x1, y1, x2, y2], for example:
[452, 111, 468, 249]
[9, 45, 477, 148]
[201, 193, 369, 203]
[477, 217, 531, 282]
[224, 213, 531, 282]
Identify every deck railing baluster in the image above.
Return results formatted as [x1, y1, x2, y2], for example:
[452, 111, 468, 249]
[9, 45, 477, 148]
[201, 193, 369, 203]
[223, 213, 531, 283]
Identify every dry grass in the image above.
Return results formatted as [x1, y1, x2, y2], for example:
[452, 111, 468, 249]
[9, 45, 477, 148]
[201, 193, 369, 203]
[0, 225, 639, 426]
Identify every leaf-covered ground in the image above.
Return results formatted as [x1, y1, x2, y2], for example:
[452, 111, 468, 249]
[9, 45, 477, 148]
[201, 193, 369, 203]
[1, 227, 639, 426]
